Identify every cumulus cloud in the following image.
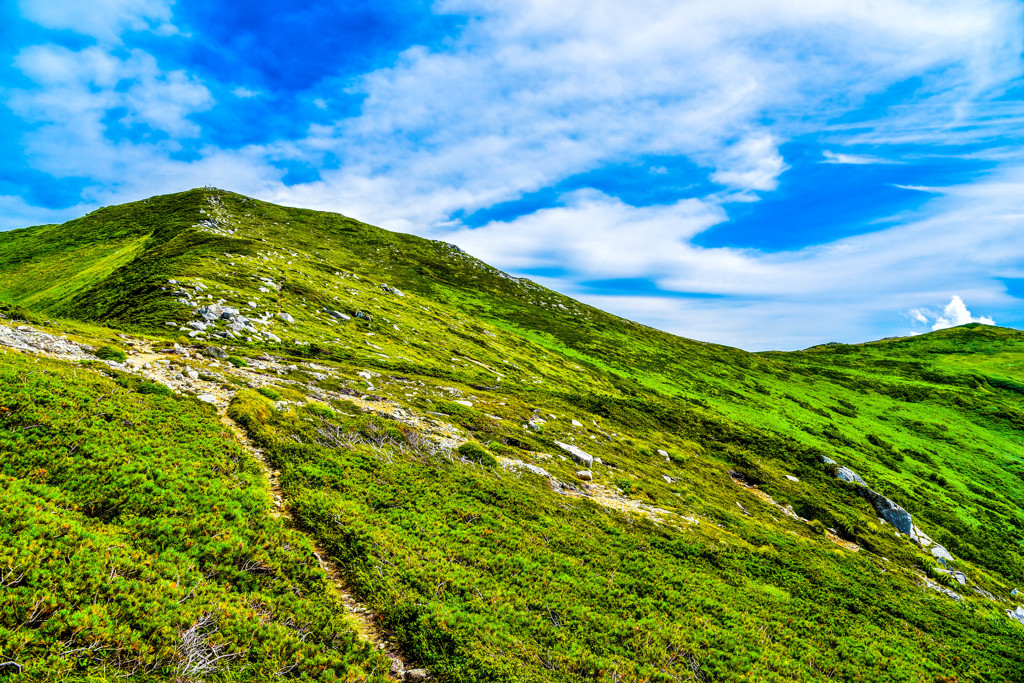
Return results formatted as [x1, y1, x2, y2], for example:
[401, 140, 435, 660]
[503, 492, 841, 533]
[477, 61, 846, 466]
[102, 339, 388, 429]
[10, 44, 213, 177]
[911, 296, 996, 331]
[18, 0, 177, 43]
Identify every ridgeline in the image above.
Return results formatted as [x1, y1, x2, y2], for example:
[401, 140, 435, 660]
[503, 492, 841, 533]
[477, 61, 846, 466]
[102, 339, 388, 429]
[1, 188, 1022, 682]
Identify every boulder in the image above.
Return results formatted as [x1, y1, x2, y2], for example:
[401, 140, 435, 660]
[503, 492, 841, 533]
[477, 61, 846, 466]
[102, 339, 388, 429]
[784, 475, 799, 482]
[405, 669, 428, 683]
[203, 346, 230, 360]
[576, 470, 593, 481]
[324, 308, 351, 321]
[277, 312, 294, 324]
[554, 441, 594, 468]
[1012, 588, 1019, 597]
[835, 466, 866, 486]
[931, 544, 954, 562]
[861, 489, 913, 535]
[909, 525, 934, 548]
[937, 569, 967, 585]
[1008, 605, 1024, 625]
[197, 394, 217, 404]
[522, 463, 550, 478]
[821, 455, 837, 465]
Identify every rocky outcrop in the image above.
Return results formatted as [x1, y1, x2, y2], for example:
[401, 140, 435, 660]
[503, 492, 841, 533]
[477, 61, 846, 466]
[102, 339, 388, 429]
[827, 461, 954, 560]
[835, 466, 866, 486]
[860, 488, 912, 534]
[554, 441, 594, 467]
[1008, 605, 1024, 625]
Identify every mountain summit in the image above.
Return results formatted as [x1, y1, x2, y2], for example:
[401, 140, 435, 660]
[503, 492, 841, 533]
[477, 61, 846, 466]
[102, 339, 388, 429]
[1, 188, 1022, 682]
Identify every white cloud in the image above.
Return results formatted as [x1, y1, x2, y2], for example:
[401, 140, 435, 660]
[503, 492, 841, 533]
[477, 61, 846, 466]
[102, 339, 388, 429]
[0, 195, 91, 232]
[822, 150, 901, 165]
[7, 0, 1024, 349]
[917, 296, 995, 331]
[232, 87, 261, 99]
[710, 133, 788, 192]
[10, 44, 213, 175]
[18, 0, 177, 43]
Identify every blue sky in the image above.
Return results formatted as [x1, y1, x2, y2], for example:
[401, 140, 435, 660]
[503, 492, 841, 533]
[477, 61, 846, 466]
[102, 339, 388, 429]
[3, 0, 1024, 350]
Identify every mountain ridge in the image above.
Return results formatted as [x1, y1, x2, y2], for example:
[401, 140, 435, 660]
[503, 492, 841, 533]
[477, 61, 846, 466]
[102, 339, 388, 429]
[1, 188, 1023, 682]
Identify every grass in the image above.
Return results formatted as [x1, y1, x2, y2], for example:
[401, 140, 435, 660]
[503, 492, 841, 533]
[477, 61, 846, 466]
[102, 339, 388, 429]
[0, 351, 386, 681]
[0, 188, 1023, 681]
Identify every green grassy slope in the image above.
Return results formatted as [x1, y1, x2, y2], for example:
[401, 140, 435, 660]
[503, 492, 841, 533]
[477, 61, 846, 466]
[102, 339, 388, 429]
[1, 188, 1023, 682]
[0, 352, 386, 681]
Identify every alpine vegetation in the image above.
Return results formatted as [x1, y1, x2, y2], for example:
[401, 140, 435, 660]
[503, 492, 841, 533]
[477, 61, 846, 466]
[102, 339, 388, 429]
[0, 189, 1022, 682]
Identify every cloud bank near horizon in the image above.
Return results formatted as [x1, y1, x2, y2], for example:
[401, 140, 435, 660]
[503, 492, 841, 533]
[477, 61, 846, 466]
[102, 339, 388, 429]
[2, 0, 1023, 350]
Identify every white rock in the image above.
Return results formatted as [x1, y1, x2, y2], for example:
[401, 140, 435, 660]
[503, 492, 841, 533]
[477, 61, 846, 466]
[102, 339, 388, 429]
[785, 475, 799, 482]
[554, 441, 593, 468]
[571, 419, 583, 427]
[197, 394, 217, 404]
[657, 449, 669, 457]
[453, 400, 473, 407]
[576, 470, 593, 481]
[187, 370, 199, 380]
[277, 312, 294, 324]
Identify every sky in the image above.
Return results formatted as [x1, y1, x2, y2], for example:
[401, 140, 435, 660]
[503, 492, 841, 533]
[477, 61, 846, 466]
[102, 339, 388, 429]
[2, 0, 1024, 350]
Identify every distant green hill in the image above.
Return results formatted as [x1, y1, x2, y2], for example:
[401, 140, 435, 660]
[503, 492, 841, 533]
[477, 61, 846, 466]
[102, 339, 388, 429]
[1, 188, 1022, 682]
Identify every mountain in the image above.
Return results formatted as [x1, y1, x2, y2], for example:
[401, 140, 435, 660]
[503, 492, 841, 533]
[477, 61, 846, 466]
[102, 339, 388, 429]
[1, 187, 1022, 682]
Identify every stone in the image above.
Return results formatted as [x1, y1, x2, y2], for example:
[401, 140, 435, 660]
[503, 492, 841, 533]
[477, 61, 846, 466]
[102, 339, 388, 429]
[785, 475, 799, 482]
[931, 544, 954, 562]
[453, 400, 473, 407]
[188, 321, 207, 331]
[835, 466, 866, 486]
[937, 569, 967, 585]
[576, 470, 593, 481]
[571, 419, 583, 427]
[265, 333, 281, 343]
[554, 441, 594, 468]
[203, 346, 230, 360]
[662, 475, 672, 484]
[1012, 588, 1019, 597]
[522, 463, 550, 478]
[187, 370, 199, 380]
[197, 394, 217, 404]
[1007, 605, 1024, 625]
[247, 301, 258, 309]
[657, 449, 669, 457]
[861, 489, 913, 535]
[821, 455, 837, 465]
[388, 658, 405, 677]
[324, 308, 351, 321]
[405, 669, 428, 683]
[277, 312, 294, 323]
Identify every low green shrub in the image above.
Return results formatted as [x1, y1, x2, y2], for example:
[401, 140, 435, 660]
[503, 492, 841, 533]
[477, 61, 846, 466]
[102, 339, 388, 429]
[457, 441, 498, 467]
[258, 386, 283, 401]
[94, 344, 127, 362]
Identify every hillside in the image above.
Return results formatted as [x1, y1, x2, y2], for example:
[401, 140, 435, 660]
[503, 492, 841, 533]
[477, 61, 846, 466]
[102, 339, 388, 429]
[0, 187, 1022, 682]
